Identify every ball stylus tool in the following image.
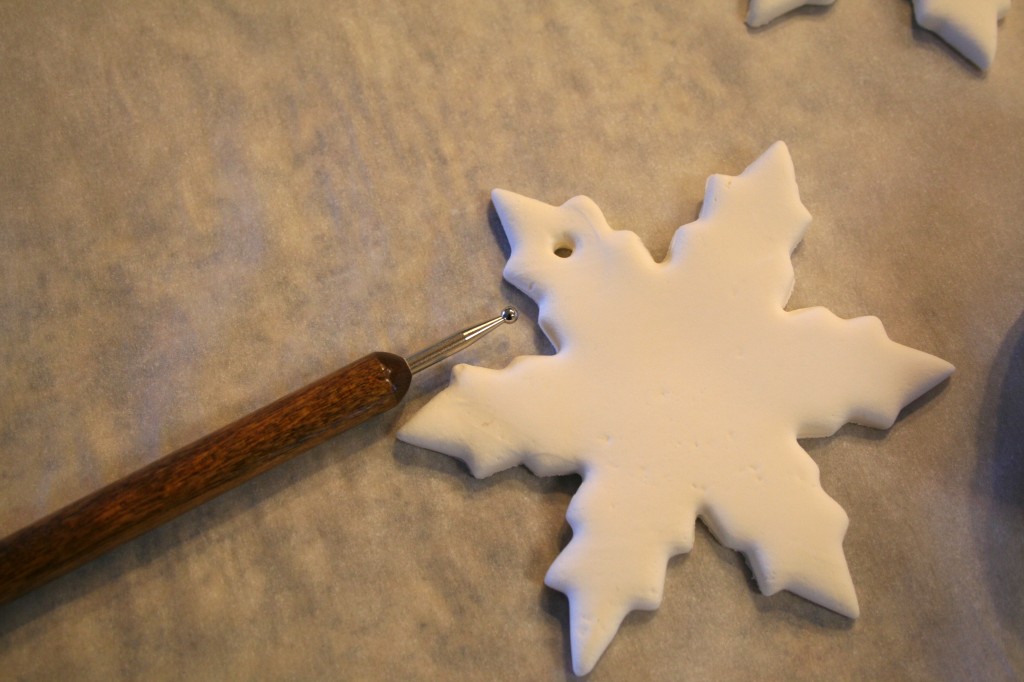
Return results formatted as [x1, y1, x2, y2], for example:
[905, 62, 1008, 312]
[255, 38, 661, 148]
[0, 306, 519, 605]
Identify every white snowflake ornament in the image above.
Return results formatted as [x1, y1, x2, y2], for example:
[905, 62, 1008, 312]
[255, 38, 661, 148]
[398, 142, 954, 675]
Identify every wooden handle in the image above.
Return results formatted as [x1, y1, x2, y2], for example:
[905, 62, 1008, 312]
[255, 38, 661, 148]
[0, 351, 412, 605]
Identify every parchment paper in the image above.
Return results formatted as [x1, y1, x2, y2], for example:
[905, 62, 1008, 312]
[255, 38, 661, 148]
[1, 1, 1021, 679]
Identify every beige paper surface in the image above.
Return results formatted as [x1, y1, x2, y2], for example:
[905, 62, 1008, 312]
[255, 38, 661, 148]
[1, 2, 1021, 679]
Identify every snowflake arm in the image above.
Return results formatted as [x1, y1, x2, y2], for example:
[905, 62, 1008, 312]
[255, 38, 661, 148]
[774, 308, 954, 438]
[670, 143, 953, 438]
[546, 468, 699, 676]
[700, 435, 858, 617]
[669, 140, 810, 311]
[913, 0, 1011, 70]
[493, 188, 656, 353]
[746, 0, 836, 28]
[398, 356, 584, 478]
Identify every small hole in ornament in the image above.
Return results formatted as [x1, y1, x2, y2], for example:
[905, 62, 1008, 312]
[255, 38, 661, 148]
[554, 246, 573, 258]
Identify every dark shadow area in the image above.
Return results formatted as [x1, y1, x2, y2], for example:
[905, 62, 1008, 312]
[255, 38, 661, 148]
[974, 308, 1024, 642]
[0, 408, 396, 637]
[539, 578, 575, 677]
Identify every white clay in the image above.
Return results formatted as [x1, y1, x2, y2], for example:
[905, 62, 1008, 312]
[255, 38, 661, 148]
[913, 0, 1011, 70]
[398, 142, 954, 675]
[747, 0, 1010, 69]
[746, 0, 835, 28]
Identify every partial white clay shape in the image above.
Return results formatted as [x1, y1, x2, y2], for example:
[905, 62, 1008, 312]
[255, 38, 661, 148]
[398, 142, 954, 675]
[913, 0, 1011, 70]
[746, 0, 835, 27]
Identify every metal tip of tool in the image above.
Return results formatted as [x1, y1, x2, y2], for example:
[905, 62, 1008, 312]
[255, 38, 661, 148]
[406, 305, 520, 375]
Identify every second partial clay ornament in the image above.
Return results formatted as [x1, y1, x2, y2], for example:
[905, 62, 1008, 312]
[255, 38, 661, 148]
[747, 0, 1011, 69]
[913, 0, 1011, 70]
[746, 0, 836, 28]
[398, 142, 953, 675]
